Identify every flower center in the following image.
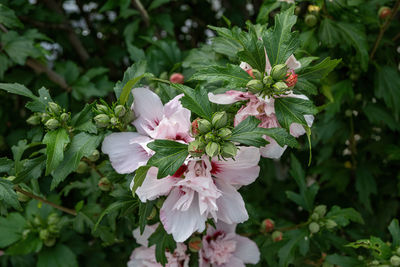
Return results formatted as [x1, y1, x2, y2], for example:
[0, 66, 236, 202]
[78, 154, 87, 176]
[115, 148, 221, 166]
[203, 232, 237, 265]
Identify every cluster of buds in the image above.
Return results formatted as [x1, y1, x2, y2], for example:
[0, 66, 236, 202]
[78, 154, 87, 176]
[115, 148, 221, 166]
[246, 64, 297, 98]
[26, 102, 70, 131]
[260, 218, 282, 242]
[26, 213, 61, 247]
[188, 111, 237, 159]
[308, 205, 337, 235]
[93, 101, 133, 129]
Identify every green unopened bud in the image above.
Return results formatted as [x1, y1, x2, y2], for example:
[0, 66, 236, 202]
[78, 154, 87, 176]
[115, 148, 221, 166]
[271, 64, 288, 80]
[305, 14, 318, 27]
[94, 114, 110, 127]
[371, 260, 379, 265]
[397, 247, 400, 256]
[273, 81, 289, 92]
[98, 177, 112, 191]
[204, 132, 215, 142]
[156, 198, 164, 209]
[76, 161, 88, 174]
[26, 114, 41, 125]
[251, 69, 263, 80]
[188, 139, 205, 157]
[88, 149, 100, 162]
[272, 231, 283, 242]
[48, 224, 60, 234]
[33, 216, 41, 226]
[218, 128, 232, 139]
[41, 113, 51, 123]
[197, 119, 212, 134]
[205, 142, 220, 157]
[309, 222, 320, 234]
[17, 191, 30, 202]
[114, 105, 126, 117]
[246, 79, 264, 94]
[60, 113, 70, 122]
[47, 213, 60, 225]
[211, 111, 228, 129]
[189, 236, 202, 252]
[146, 207, 157, 220]
[39, 229, 50, 240]
[22, 229, 30, 239]
[261, 219, 275, 233]
[96, 104, 109, 114]
[45, 118, 60, 130]
[221, 142, 237, 158]
[110, 117, 118, 126]
[48, 102, 62, 115]
[325, 219, 337, 230]
[314, 205, 327, 217]
[263, 75, 274, 86]
[391, 255, 400, 266]
[311, 212, 319, 221]
[44, 237, 56, 247]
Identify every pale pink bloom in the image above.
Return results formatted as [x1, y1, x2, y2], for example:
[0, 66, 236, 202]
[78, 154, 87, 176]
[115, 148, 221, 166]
[135, 147, 261, 242]
[102, 87, 192, 174]
[199, 221, 260, 267]
[128, 224, 190, 267]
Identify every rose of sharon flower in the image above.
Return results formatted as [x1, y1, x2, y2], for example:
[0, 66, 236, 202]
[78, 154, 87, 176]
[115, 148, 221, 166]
[199, 221, 260, 267]
[128, 223, 190, 267]
[208, 54, 313, 159]
[102, 87, 192, 174]
[134, 147, 261, 242]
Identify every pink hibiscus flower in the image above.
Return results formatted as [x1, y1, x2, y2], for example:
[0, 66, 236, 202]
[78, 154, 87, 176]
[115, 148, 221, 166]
[102, 87, 193, 174]
[134, 147, 261, 242]
[128, 223, 190, 267]
[199, 221, 260, 267]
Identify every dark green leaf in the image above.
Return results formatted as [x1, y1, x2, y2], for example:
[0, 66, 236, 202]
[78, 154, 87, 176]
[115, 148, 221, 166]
[43, 129, 70, 176]
[148, 224, 177, 265]
[278, 229, 307, 267]
[229, 116, 268, 147]
[0, 179, 21, 210]
[0, 212, 26, 248]
[139, 200, 156, 234]
[388, 219, 400, 247]
[326, 206, 364, 227]
[190, 64, 251, 88]
[275, 97, 317, 130]
[318, 19, 340, 47]
[260, 128, 299, 148]
[14, 155, 46, 184]
[1, 31, 38, 65]
[237, 24, 266, 72]
[0, 82, 37, 99]
[71, 103, 97, 134]
[0, 157, 13, 173]
[297, 57, 341, 81]
[0, 4, 23, 28]
[355, 166, 377, 212]
[325, 254, 362, 267]
[25, 87, 53, 113]
[132, 165, 151, 196]
[37, 244, 78, 267]
[93, 200, 136, 231]
[6, 232, 42, 255]
[375, 66, 400, 116]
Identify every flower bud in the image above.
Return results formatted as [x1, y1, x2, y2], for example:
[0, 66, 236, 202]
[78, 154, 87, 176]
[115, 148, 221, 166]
[48, 224, 60, 234]
[188, 139, 205, 157]
[191, 119, 200, 136]
[205, 142, 220, 157]
[45, 118, 60, 130]
[204, 132, 215, 142]
[94, 114, 110, 127]
[271, 64, 288, 80]
[246, 79, 264, 94]
[170, 73, 184, 84]
[197, 119, 212, 134]
[378, 6, 391, 19]
[96, 104, 109, 114]
[60, 112, 70, 122]
[110, 116, 118, 126]
[311, 212, 319, 221]
[309, 222, 320, 234]
[305, 14, 318, 27]
[211, 111, 228, 129]
[188, 237, 202, 252]
[314, 205, 327, 217]
[220, 142, 237, 158]
[391, 255, 400, 266]
[88, 149, 100, 162]
[251, 69, 263, 80]
[33, 216, 41, 226]
[325, 219, 337, 230]
[285, 71, 298, 88]
[218, 128, 232, 139]
[47, 213, 60, 225]
[263, 75, 274, 86]
[397, 247, 400, 256]
[114, 105, 126, 117]
[48, 102, 62, 115]
[39, 229, 50, 240]
[76, 161, 88, 174]
[272, 231, 283, 242]
[17, 191, 30, 202]
[26, 114, 41, 125]
[44, 237, 56, 247]
[41, 113, 51, 123]
[261, 219, 275, 233]
[98, 177, 112, 191]
[273, 81, 289, 93]
[308, 5, 320, 13]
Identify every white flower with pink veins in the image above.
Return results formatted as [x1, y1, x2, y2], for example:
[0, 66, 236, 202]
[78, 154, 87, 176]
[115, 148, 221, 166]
[102, 87, 193, 174]
[199, 221, 260, 267]
[133, 147, 261, 242]
[128, 223, 190, 267]
[208, 54, 314, 159]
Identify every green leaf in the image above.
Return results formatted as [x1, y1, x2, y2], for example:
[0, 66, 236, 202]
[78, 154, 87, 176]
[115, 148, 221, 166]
[14, 155, 46, 184]
[93, 199, 136, 232]
[0, 212, 26, 248]
[190, 64, 251, 88]
[0, 82, 37, 99]
[278, 229, 307, 267]
[147, 140, 188, 178]
[113, 61, 147, 104]
[229, 116, 268, 147]
[256, 2, 280, 24]
[363, 103, 400, 132]
[148, 0, 170, 11]
[43, 129, 70, 176]
[294, 78, 318, 95]
[51, 133, 103, 190]
[0, 179, 21, 210]
[25, 87, 53, 113]
[132, 165, 151, 196]
[0, 157, 13, 173]
[355, 166, 377, 212]
[275, 97, 317, 130]
[211, 37, 242, 59]
[0, 4, 23, 28]
[375, 66, 400, 116]
[297, 57, 341, 81]
[171, 84, 213, 120]
[71, 103, 97, 134]
[388, 219, 400, 247]
[262, 6, 299, 66]
[148, 224, 177, 265]
[1, 31, 38, 65]
[325, 254, 362, 267]
[237, 24, 266, 73]
[37, 244, 78, 267]
[139, 200, 156, 234]
[318, 19, 340, 48]
[326, 206, 364, 227]
[260, 128, 299, 148]
[6, 232, 42, 255]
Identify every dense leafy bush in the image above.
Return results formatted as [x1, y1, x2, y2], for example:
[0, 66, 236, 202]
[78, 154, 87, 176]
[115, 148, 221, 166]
[0, 0, 399, 266]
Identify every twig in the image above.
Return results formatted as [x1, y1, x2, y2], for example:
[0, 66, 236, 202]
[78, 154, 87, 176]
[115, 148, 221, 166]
[132, 0, 150, 27]
[276, 222, 308, 232]
[82, 158, 105, 178]
[370, 0, 400, 60]
[15, 187, 77, 216]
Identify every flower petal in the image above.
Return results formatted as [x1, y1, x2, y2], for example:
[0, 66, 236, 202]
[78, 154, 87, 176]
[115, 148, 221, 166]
[285, 55, 301, 70]
[221, 256, 246, 267]
[211, 147, 260, 186]
[259, 137, 287, 159]
[233, 235, 260, 264]
[101, 132, 151, 174]
[208, 90, 250, 105]
[132, 223, 158, 247]
[135, 167, 177, 202]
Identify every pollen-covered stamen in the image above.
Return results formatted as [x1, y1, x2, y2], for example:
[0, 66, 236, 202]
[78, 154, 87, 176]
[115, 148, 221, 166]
[285, 70, 298, 88]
